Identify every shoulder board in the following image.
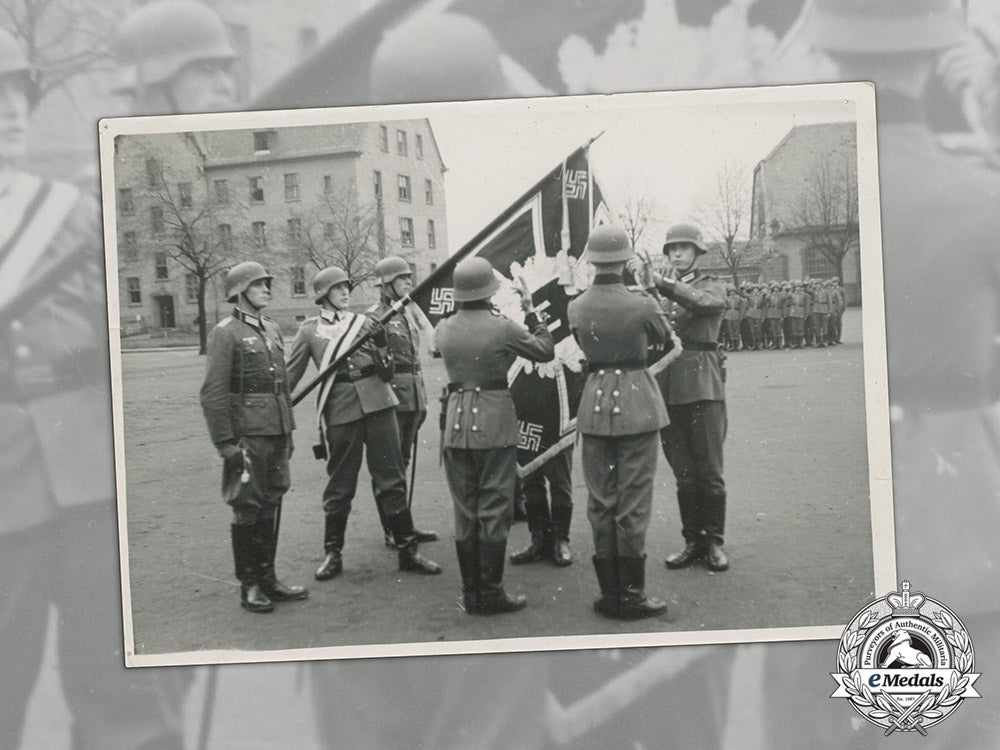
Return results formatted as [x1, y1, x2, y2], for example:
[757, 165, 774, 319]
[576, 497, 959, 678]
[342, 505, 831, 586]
[217, 317, 233, 328]
[625, 285, 653, 299]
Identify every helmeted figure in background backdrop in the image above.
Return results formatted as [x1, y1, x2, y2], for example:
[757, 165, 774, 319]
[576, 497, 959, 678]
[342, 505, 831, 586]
[765, 1, 1000, 747]
[786, 280, 810, 349]
[827, 278, 845, 344]
[0, 26, 189, 748]
[808, 278, 831, 347]
[745, 281, 765, 349]
[113, 0, 238, 115]
[199, 262, 308, 614]
[368, 256, 439, 550]
[568, 225, 672, 621]
[287, 266, 441, 581]
[435, 257, 554, 615]
[652, 223, 730, 572]
[763, 279, 787, 349]
[721, 284, 743, 351]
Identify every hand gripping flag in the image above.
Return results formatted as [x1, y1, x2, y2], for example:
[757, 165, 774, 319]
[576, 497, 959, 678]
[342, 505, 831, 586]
[412, 138, 611, 476]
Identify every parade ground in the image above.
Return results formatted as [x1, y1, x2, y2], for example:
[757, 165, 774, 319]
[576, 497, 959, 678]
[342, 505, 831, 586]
[118, 308, 875, 660]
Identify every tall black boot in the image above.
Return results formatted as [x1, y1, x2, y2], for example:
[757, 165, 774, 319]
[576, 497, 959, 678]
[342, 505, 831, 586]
[702, 491, 729, 572]
[390, 510, 442, 575]
[665, 487, 704, 569]
[375, 496, 396, 549]
[592, 556, 619, 618]
[316, 513, 347, 580]
[255, 510, 308, 601]
[551, 503, 573, 567]
[618, 555, 667, 620]
[455, 538, 480, 612]
[231, 524, 273, 613]
[474, 540, 527, 615]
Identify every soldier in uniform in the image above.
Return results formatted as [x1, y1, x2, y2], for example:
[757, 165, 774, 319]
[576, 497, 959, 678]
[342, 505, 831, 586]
[368, 256, 438, 549]
[510, 444, 576, 567]
[809, 279, 831, 347]
[113, 0, 238, 115]
[199, 262, 308, 613]
[0, 28, 193, 748]
[746, 282, 766, 350]
[764, 280, 786, 349]
[721, 285, 743, 351]
[287, 266, 441, 580]
[786, 280, 810, 349]
[652, 223, 730, 572]
[828, 279, 845, 344]
[435, 257, 554, 614]
[567, 225, 672, 620]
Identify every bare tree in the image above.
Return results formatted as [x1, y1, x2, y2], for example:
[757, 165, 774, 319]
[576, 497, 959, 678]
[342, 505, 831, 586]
[792, 147, 859, 283]
[693, 160, 770, 285]
[617, 186, 654, 253]
[0, 0, 117, 111]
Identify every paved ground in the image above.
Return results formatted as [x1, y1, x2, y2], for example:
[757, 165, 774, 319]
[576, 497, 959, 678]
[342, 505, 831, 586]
[117, 308, 875, 660]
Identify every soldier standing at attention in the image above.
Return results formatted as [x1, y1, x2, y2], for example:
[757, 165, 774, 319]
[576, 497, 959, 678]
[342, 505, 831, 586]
[287, 267, 441, 581]
[787, 280, 810, 349]
[200, 262, 308, 613]
[568, 226, 673, 620]
[746, 283, 766, 350]
[721, 285, 743, 351]
[809, 279, 831, 347]
[652, 223, 730, 572]
[368, 256, 438, 549]
[435, 257, 554, 615]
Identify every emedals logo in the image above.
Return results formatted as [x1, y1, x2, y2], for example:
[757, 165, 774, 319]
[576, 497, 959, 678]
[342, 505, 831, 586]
[832, 581, 981, 735]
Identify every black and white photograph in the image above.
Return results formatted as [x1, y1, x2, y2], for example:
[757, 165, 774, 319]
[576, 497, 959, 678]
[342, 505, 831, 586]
[6, 0, 1000, 747]
[101, 83, 891, 667]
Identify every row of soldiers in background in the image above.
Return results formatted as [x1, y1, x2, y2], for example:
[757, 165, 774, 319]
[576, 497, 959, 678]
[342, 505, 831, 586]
[720, 278, 846, 351]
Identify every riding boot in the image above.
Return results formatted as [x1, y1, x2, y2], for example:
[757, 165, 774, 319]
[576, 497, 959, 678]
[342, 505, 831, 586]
[474, 540, 527, 614]
[702, 491, 729, 571]
[618, 555, 668, 620]
[390, 510, 442, 575]
[592, 556, 619, 618]
[231, 524, 273, 613]
[665, 487, 704, 568]
[255, 510, 308, 601]
[455, 538, 480, 612]
[316, 513, 347, 580]
[550, 503, 573, 566]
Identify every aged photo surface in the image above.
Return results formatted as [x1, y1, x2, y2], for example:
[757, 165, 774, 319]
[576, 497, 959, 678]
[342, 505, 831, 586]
[102, 83, 890, 667]
[6, 1, 1000, 748]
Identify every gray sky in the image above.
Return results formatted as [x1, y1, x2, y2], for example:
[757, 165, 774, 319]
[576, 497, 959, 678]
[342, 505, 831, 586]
[431, 93, 857, 253]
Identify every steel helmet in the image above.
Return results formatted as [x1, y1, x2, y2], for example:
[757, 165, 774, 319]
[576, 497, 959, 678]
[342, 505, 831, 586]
[374, 255, 413, 286]
[802, 0, 967, 55]
[225, 261, 272, 302]
[0, 27, 29, 77]
[582, 225, 633, 263]
[452, 257, 500, 302]
[662, 223, 707, 255]
[370, 12, 515, 104]
[113, 1, 237, 95]
[312, 266, 352, 304]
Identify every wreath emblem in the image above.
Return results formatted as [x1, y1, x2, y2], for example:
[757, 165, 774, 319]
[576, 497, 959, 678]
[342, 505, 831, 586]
[832, 581, 980, 734]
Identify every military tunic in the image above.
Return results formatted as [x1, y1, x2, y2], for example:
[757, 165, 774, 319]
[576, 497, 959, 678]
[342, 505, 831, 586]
[434, 303, 554, 543]
[786, 289, 810, 347]
[745, 288, 766, 349]
[654, 270, 729, 547]
[722, 292, 743, 350]
[567, 274, 671, 559]
[809, 285, 831, 346]
[764, 289, 787, 349]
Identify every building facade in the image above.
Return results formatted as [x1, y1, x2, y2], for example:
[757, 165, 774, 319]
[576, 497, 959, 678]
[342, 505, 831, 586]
[114, 119, 448, 333]
[749, 121, 862, 304]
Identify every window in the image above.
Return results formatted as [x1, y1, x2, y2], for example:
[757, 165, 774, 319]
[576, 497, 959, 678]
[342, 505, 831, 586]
[253, 131, 273, 153]
[427, 219, 436, 249]
[127, 277, 141, 305]
[214, 179, 229, 205]
[415, 133, 424, 159]
[284, 173, 299, 201]
[290, 266, 307, 296]
[373, 170, 382, 200]
[154, 252, 168, 280]
[396, 129, 408, 156]
[379, 125, 388, 152]
[249, 176, 264, 203]
[397, 174, 411, 202]
[178, 182, 192, 208]
[145, 158, 160, 188]
[217, 223, 233, 251]
[118, 188, 134, 215]
[286, 218, 302, 245]
[185, 273, 198, 303]
[252, 221, 266, 248]
[150, 205, 164, 234]
[803, 246, 836, 278]
[323, 175, 332, 193]
[399, 217, 414, 247]
[121, 231, 138, 260]
[424, 178, 433, 205]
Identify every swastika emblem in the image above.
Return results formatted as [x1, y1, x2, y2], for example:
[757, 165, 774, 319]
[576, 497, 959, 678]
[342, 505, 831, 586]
[429, 287, 454, 316]
[518, 421, 544, 452]
[563, 169, 588, 200]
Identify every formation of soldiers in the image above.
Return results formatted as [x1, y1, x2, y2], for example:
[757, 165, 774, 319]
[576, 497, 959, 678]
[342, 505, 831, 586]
[720, 278, 847, 352]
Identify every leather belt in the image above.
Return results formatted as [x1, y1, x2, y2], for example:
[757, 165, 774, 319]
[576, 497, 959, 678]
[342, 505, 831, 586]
[333, 364, 378, 384]
[447, 379, 507, 393]
[681, 340, 719, 352]
[586, 361, 646, 374]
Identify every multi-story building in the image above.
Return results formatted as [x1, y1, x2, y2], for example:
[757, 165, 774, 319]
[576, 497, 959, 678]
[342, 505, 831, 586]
[749, 121, 862, 304]
[114, 119, 448, 332]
